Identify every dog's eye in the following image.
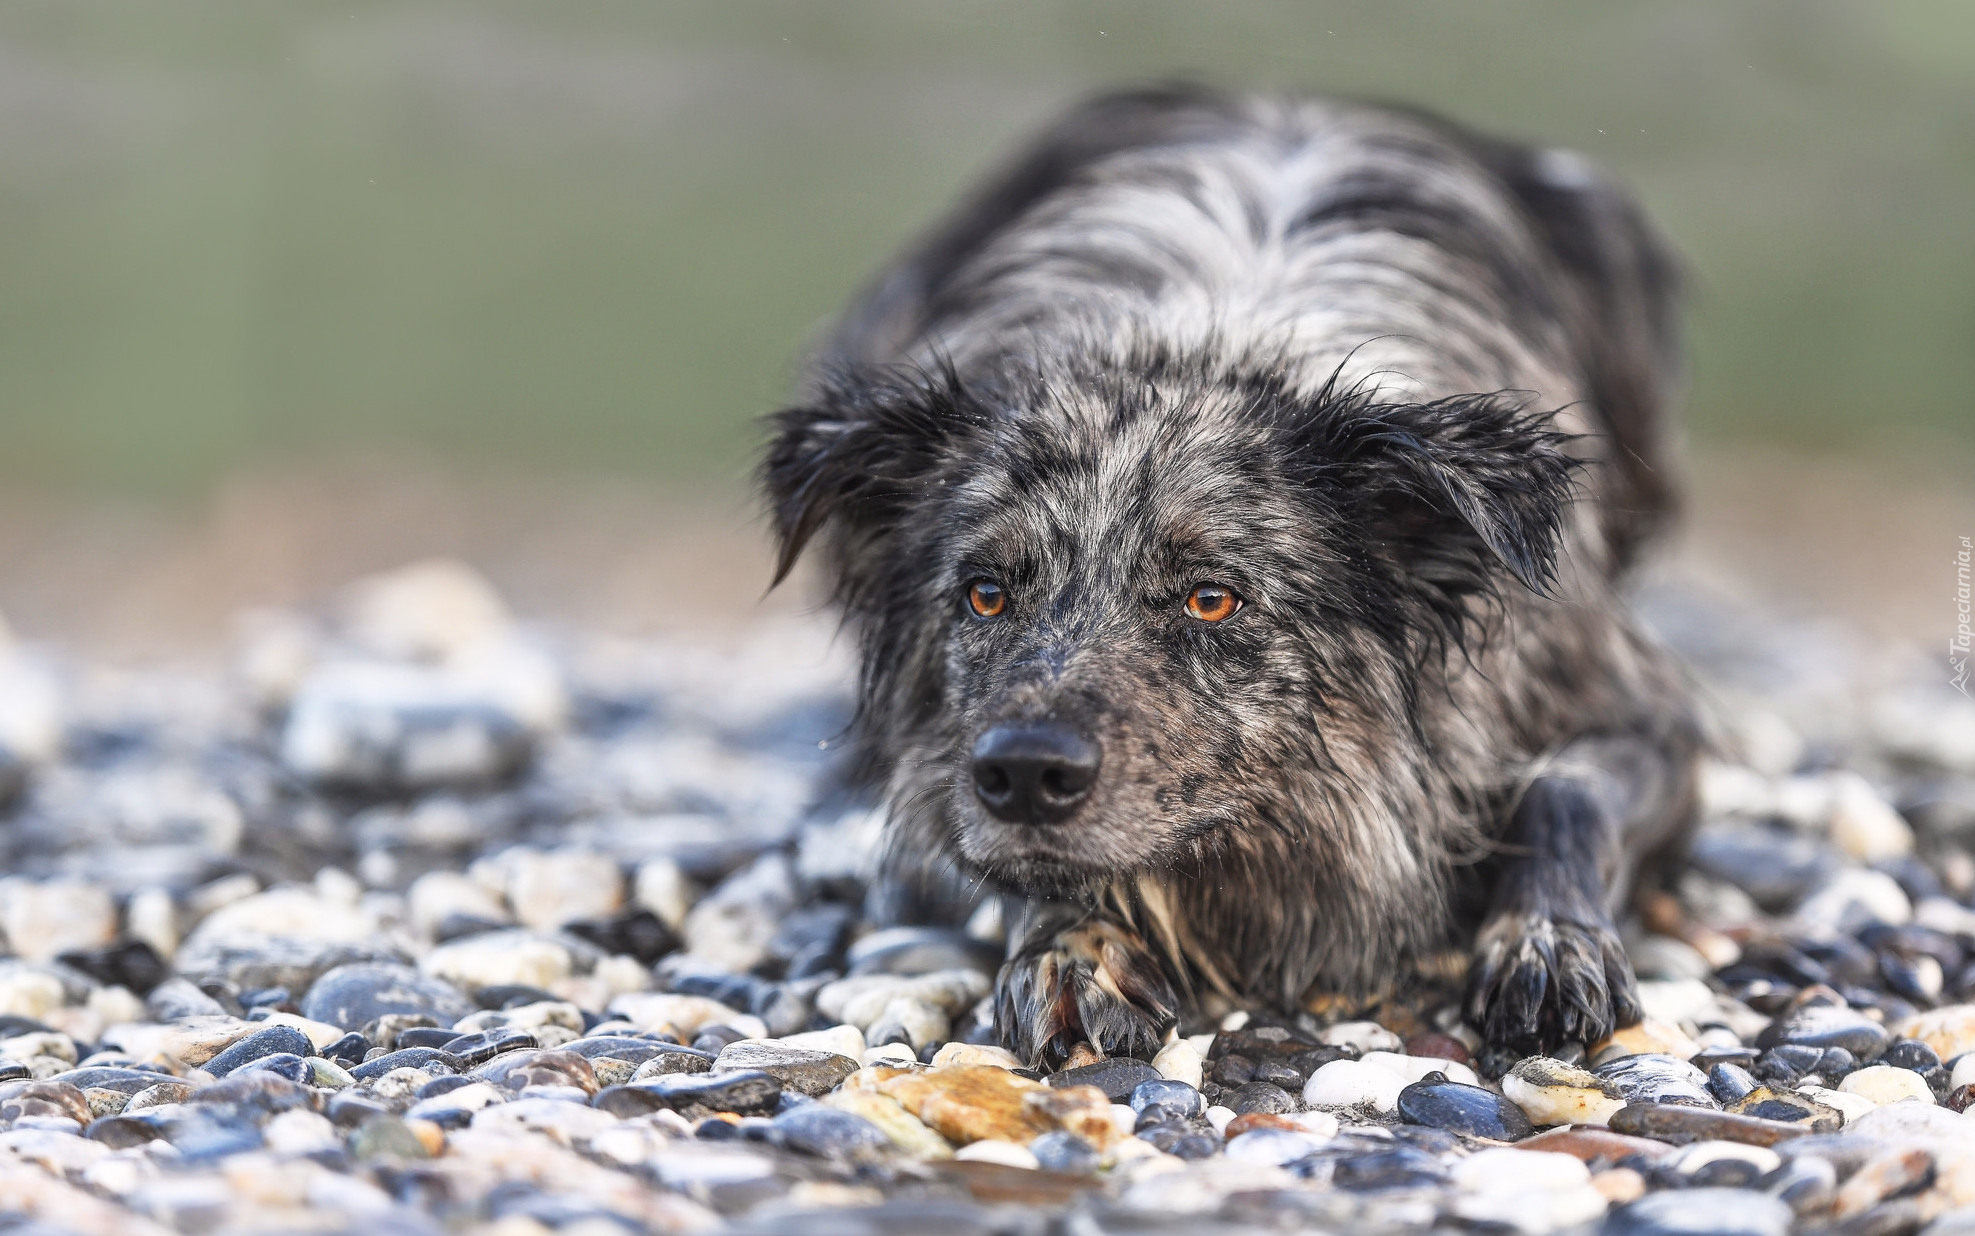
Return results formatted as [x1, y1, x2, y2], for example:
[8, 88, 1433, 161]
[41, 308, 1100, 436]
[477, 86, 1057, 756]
[966, 579, 1007, 619]
[1185, 583, 1241, 622]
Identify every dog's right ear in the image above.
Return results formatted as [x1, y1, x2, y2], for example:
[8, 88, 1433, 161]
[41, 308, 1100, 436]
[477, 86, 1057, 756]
[760, 364, 977, 585]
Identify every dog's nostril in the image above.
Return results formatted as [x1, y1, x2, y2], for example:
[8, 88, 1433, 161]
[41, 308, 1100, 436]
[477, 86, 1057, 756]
[970, 723, 1102, 825]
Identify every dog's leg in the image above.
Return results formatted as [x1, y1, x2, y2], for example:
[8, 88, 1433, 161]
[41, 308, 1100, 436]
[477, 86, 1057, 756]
[1465, 727, 1698, 1072]
[995, 899, 1180, 1070]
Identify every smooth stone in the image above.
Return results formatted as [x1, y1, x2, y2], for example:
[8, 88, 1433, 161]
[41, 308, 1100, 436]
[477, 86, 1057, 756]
[1707, 1062, 1761, 1104]
[597, 1070, 782, 1120]
[713, 1041, 858, 1097]
[628, 1047, 718, 1080]
[422, 931, 574, 994]
[1451, 1145, 1591, 1191]
[1224, 1127, 1326, 1167]
[1594, 1054, 1718, 1108]
[1847, 1100, 1975, 1142]
[769, 1104, 890, 1159]
[280, 659, 537, 791]
[1152, 1038, 1204, 1088]
[814, 970, 991, 1029]
[952, 1138, 1039, 1169]
[1396, 1075, 1534, 1141]
[1668, 1138, 1782, 1179]
[1609, 1103, 1831, 1146]
[777, 1024, 866, 1060]
[350, 1047, 463, 1081]
[822, 1088, 953, 1159]
[1766, 1155, 1837, 1212]
[1227, 1081, 1296, 1116]
[1303, 1059, 1406, 1112]
[1022, 1082, 1127, 1149]
[1360, 1050, 1481, 1087]
[877, 1065, 1048, 1145]
[929, 1042, 1022, 1070]
[1756, 1003, 1892, 1058]
[1332, 1144, 1449, 1190]
[496, 846, 625, 931]
[1832, 1146, 1933, 1220]
[1604, 1187, 1792, 1236]
[1594, 1018, 1702, 1064]
[844, 926, 1000, 977]
[1130, 1079, 1204, 1118]
[1045, 1057, 1160, 1103]
[1838, 1063, 1935, 1105]
[233, 1052, 313, 1085]
[1879, 1038, 1942, 1071]
[301, 963, 474, 1031]
[1503, 1056, 1626, 1127]
[1030, 1129, 1100, 1174]
[470, 1048, 597, 1095]
[1895, 1005, 1975, 1061]
[1515, 1125, 1673, 1162]
[186, 1071, 314, 1116]
[201, 1025, 316, 1078]
[1797, 1084, 1876, 1124]
[439, 1030, 538, 1067]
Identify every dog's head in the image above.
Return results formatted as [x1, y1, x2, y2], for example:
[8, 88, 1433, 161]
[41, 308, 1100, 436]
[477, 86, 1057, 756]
[763, 351, 1577, 893]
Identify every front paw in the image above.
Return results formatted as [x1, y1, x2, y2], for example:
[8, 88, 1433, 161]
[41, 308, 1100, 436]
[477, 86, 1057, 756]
[1464, 911, 1640, 1068]
[995, 919, 1179, 1071]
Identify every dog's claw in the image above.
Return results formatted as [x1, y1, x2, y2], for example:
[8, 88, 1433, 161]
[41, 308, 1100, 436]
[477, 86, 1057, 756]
[995, 918, 1179, 1070]
[1464, 911, 1639, 1067]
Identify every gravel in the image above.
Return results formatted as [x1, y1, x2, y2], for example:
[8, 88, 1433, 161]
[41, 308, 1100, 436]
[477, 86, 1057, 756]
[2, 559, 1975, 1233]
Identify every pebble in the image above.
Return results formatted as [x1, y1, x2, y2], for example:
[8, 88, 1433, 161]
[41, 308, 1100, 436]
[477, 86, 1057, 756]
[953, 1138, 1039, 1169]
[1605, 1187, 1793, 1236]
[822, 1089, 952, 1159]
[419, 930, 572, 993]
[1833, 1146, 1934, 1219]
[1897, 1004, 1975, 1061]
[1596, 1054, 1719, 1108]
[1756, 1001, 1892, 1058]
[1303, 1059, 1406, 1112]
[202, 1025, 316, 1078]
[769, 1104, 890, 1160]
[1319, 1021, 1403, 1052]
[1839, 1063, 1936, 1105]
[1029, 1129, 1100, 1174]
[929, 1042, 1021, 1070]
[0, 878, 117, 964]
[1395, 1075, 1534, 1141]
[1502, 1056, 1627, 1127]
[1047, 1058, 1161, 1103]
[1609, 1104, 1827, 1146]
[300, 963, 474, 1031]
[599, 1069, 782, 1120]
[1152, 1038, 1204, 1088]
[877, 1065, 1046, 1144]
[713, 1041, 859, 1096]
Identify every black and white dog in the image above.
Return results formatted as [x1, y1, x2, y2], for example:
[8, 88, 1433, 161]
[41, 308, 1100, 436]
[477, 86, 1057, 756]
[763, 87, 1701, 1073]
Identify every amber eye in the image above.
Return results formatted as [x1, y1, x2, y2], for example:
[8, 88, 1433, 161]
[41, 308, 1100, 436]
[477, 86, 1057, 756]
[1185, 583, 1241, 622]
[967, 579, 1007, 618]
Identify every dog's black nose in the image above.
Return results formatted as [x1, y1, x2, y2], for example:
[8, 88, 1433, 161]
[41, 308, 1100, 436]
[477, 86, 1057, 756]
[971, 724, 1101, 824]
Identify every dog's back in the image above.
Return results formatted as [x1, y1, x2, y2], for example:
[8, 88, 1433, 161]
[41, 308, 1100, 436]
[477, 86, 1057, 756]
[814, 87, 1682, 572]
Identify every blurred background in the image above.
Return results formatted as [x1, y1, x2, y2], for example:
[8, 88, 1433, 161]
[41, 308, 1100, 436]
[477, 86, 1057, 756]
[0, 0, 1968, 656]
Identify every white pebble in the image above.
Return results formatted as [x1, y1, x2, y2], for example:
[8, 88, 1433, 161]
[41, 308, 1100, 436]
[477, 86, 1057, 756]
[781, 1024, 866, 1059]
[1303, 1059, 1406, 1112]
[954, 1139, 1038, 1169]
[1451, 1146, 1590, 1192]
[1360, 1050, 1479, 1086]
[1670, 1140, 1781, 1177]
[861, 1043, 919, 1067]
[1838, 1065, 1934, 1106]
[1826, 772, 1913, 862]
[1797, 1085, 1877, 1124]
[1152, 1038, 1204, 1088]
[1203, 1105, 1236, 1134]
[1319, 1020, 1403, 1052]
[929, 1042, 1020, 1070]
[1953, 1054, 1975, 1092]
[1224, 1128, 1325, 1166]
[633, 857, 696, 931]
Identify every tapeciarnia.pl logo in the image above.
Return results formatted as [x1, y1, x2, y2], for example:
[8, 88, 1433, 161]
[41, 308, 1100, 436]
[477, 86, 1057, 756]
[1955, 536, 1972, 696]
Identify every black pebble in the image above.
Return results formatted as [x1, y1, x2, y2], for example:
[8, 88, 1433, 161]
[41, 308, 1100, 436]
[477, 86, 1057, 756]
[321, 1032, 371, 1067]
[441, 1030, 539, 1067]
[1395, 1075, 1533, 1141]
[397, 1026, 466, 1051]
[203, 1025, 315, 1078]
[415, 1074, 474, 1101]
[1048, 1058, 1161, 1103]
[1212, 1054, 1256, 1086]
[349, 1047, 462, 1081]
[1227, 1081, 1296, 1116]
[1031, 1130, 1100, 1174]
[1879, 1038, 1941, 1071]
[1708, 1062, 1760, 1104]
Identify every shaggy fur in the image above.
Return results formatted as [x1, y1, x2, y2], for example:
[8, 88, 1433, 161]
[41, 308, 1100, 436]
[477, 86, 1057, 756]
[762, 87, 1701, 1073]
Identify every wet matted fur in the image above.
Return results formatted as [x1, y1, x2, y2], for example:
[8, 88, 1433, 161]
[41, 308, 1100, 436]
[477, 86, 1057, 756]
[762, 87, 1702, 1074]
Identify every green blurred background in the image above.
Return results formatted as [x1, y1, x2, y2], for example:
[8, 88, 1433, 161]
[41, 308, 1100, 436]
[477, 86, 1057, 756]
[2, 0, 1971, 498]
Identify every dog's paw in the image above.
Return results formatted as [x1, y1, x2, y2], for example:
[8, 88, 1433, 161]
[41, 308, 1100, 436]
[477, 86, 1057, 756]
[995, 918, 1180, 1071]
[1464, 911, 1640, 1068]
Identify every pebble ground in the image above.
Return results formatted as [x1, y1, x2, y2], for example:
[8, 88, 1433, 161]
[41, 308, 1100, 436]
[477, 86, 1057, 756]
[2, 559, 1974, 1236]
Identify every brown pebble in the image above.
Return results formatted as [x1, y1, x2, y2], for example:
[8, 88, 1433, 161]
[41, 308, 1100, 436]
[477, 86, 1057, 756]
[1021, 1084, 1119, 1148]
[1404, 1033, 1470, 1066]
[1061, 1043, 1102, 1071]
[1609, 1102, 1833, 1146]
[1949, 1084, 1975, 1114]
[1591, 1167, 1647, 1203]
[1515, 1125, 1673, 1164]
[1225, 1112, 1303, 1138]
[1832, 1147, 1933, 1220]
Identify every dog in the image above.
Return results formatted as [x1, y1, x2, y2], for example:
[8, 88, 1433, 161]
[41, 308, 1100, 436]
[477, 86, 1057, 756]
[762, 87, 1701, 1074]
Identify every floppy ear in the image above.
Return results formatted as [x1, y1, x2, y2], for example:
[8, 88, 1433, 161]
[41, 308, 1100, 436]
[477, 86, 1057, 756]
[1300, 391, 1581, 598]
[760, 364, 978, 585]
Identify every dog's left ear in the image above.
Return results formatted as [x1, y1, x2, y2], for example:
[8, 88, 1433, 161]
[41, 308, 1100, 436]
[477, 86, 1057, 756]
[1299, 392, 1581, 597]
[760, 364, 976, 585]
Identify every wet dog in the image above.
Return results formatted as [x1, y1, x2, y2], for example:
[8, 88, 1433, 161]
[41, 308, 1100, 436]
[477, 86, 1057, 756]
[762, 87, 1701, 1072]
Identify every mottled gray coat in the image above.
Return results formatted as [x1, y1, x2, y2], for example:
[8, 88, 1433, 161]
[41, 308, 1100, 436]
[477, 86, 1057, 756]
[764, 88, 1700, 1072]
